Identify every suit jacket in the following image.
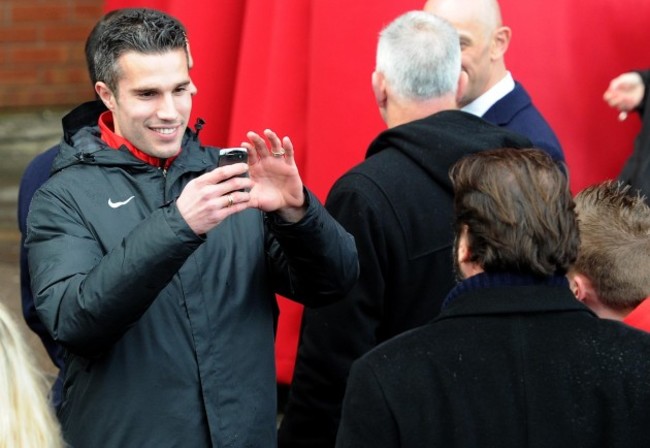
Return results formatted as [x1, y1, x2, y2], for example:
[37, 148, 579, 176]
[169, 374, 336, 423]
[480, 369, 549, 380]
[483, 81, 564, 162]
[336, 273, 650, 448]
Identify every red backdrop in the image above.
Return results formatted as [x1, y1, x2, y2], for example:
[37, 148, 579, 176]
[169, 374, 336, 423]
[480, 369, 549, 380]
[104, 0, 650, 382]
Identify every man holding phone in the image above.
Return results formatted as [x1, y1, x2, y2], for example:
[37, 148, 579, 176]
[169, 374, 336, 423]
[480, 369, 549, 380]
[25, 8, 358, 448]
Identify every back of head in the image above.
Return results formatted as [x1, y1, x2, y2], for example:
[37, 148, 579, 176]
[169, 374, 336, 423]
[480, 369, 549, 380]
[573, 181, 650, 309]
[92, 8, 188, 93]
[376, 10, 461, 101]
[450, 148, 578, 276]
[0, 303, 63, 448]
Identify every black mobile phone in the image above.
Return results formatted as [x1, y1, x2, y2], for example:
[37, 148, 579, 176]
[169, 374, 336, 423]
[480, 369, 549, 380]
[218, 147, 248, 191]
[218, 147, 248, 167]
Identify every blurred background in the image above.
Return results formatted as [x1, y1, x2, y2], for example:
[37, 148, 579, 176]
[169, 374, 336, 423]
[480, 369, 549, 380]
[1, 0, 649, 380]
[1, 0, 103, 377]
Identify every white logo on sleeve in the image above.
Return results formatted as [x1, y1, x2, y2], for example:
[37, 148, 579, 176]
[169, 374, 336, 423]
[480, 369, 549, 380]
[108, 196, 135, 209]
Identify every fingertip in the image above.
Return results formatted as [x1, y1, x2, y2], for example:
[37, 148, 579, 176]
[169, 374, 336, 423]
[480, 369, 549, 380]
[283, 136, 293, 150]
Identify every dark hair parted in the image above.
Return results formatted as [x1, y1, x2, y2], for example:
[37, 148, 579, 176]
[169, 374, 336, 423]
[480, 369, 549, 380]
[93, 8, 188, 93]
[573, 181, 650, 309]
[450, 148, 578, 277]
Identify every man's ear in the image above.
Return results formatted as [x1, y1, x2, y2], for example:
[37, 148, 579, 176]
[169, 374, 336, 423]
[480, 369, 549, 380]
[456, 71, 469, 106]
[371, 71, 387, 109]
[457, 225, 471, 264]
[568, 271, 622, 319]
[569, 272, 596, 304]
[95, 81, 116, 111]
[457, 225, 483, 278]
[490, 26, 511, 60]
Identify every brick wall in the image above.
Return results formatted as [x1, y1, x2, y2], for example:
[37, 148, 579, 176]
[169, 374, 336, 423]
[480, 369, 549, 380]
[0, 0, 104, 109]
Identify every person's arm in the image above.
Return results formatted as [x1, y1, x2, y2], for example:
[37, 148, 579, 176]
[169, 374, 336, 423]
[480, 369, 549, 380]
[264, 188, 359, 307]
[27, 187, 203, 359]
[335, 359, 399, 448]
[236, 128, 358, 306]
[279, 174, 387, 447]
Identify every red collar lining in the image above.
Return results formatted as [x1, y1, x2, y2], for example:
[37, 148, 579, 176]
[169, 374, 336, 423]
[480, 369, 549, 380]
[98, 111, 179, 169]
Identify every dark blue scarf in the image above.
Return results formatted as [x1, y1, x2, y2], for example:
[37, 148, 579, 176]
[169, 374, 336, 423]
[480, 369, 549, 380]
[442, 272, 569, 310]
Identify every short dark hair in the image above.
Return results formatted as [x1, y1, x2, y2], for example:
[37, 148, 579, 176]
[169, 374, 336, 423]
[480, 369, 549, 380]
[573, 180, 650, 309]
[85, 9, 123, 86]
[92, 8, 188, 93]
[450, 148, 578, 277]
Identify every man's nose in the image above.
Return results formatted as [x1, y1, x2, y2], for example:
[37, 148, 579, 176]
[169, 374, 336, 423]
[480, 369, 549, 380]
[157, 94, 179, 120]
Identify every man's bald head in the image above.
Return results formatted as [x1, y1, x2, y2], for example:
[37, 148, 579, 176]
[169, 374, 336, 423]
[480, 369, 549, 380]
[424, 0, 510, 106]
[425, 0, 502, 34]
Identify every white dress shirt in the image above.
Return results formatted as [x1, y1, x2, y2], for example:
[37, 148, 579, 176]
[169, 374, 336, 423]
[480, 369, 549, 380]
[462, 71, 515, 117]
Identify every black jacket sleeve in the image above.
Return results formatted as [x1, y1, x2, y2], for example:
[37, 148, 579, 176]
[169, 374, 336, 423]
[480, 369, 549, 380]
[636, 70, 650, 117]
[265, 188, 359, 308]
[27, 188, 202, 358]
[620, 70, 650, 197]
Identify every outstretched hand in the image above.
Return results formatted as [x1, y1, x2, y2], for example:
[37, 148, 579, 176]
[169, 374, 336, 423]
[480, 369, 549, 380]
[603, 72, 645, 121]
[176, 129, 306, 235]
[242, 129, 306, 222]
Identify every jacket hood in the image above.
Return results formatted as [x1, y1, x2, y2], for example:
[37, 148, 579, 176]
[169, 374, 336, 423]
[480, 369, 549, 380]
[365, 110, 533, 188]
[52, 100, 204, 175]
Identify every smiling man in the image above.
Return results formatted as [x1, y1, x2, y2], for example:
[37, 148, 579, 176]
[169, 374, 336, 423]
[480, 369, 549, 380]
[96, 50, 192, 160]
[424, 0, 564, 162]
[25, 8, 358, 448]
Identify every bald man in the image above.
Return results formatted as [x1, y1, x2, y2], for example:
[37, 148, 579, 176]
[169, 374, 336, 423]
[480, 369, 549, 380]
[424, 0, 564, 162]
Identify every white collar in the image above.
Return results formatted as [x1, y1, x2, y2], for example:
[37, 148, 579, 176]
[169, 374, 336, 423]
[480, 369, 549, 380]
[461, 71, 515, 117]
